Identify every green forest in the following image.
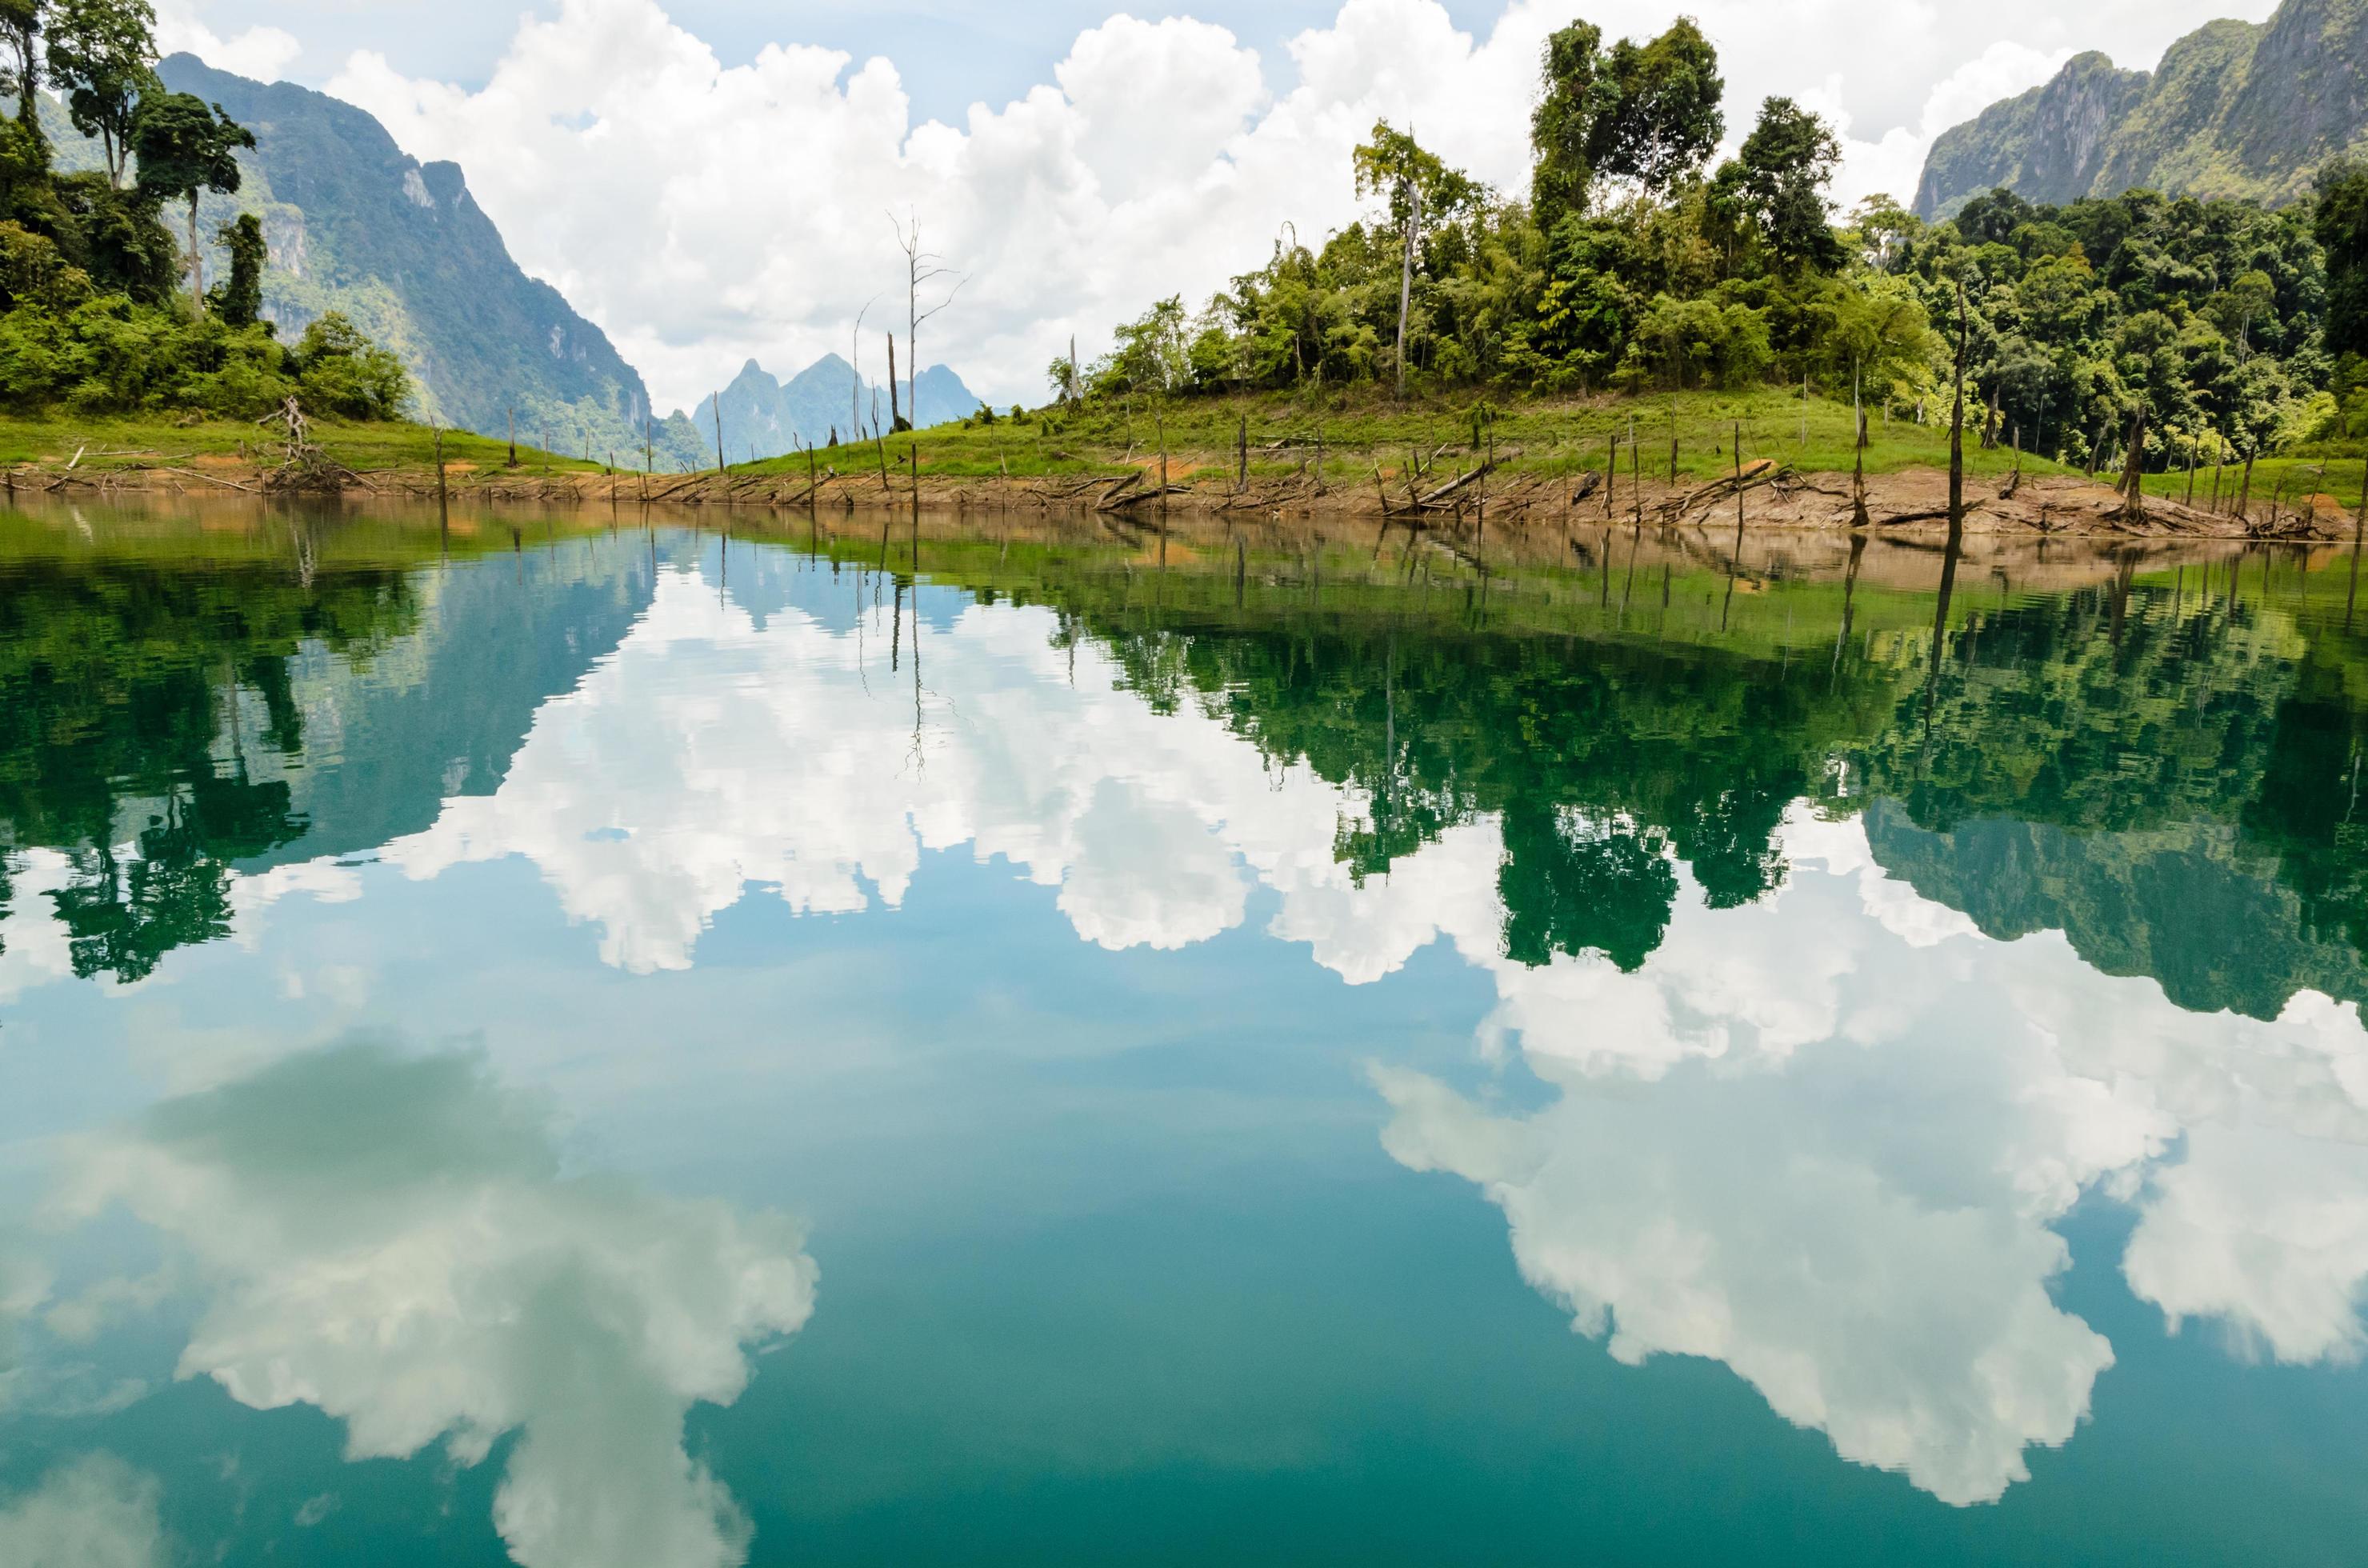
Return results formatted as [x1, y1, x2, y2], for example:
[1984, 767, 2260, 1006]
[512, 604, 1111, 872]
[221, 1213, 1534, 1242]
[0, 0, 406, 418]
[1056, 15, 2368, 477]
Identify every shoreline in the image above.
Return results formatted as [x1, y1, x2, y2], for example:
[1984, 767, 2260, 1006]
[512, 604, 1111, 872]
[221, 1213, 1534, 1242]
[2, 456, 2342, 541]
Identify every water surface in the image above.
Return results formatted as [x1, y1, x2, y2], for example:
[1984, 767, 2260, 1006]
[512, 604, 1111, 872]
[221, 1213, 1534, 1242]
[2, 499, 2365, 1565]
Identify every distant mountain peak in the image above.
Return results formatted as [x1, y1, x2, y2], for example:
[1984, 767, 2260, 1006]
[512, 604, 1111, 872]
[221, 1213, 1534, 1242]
[698, 354, 982, 458]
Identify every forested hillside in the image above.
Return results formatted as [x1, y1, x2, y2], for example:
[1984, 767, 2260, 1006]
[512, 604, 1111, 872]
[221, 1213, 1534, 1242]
[1056, 11, 2368, 481]
[151, 54, 669, 460]
[1, 3, 406, 420]
[1915, 0, 2368, 218]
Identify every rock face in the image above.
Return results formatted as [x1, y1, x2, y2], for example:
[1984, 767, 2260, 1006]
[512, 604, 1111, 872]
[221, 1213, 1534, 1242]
[1914, 0, 2368, 218]
[158, 54, 662, 458]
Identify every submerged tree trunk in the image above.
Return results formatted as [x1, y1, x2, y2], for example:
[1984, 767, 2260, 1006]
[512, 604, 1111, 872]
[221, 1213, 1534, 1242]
[1852, 408, 1870, 528]
[2119, 406, 2148, 523]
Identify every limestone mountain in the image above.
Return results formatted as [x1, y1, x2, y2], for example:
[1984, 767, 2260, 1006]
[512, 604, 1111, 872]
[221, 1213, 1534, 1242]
[139, 54, 667, 460]
[689, 355, 985, 463]
[1914, 0, 2368, 218]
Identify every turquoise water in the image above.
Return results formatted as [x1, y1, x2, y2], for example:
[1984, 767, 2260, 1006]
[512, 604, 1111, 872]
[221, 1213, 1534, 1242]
[2, 502, 2366, 1565]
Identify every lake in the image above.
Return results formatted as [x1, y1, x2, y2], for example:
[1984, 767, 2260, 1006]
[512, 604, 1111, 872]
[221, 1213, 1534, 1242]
[2, 496, 2365, 1566]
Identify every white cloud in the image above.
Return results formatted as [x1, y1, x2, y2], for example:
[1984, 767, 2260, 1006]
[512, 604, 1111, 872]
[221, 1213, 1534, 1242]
[310, 0, 2272, 409]
[0, 850, 78, 1006]
[1376, 1062, 2115, 1507]
[1374, 818, 2368, 1504]
[2124, 1123, 2368, 1366]
[154, 0, 301, 82]
[0, 1454, 166, 1568]
[54, 1041, 817, 1568]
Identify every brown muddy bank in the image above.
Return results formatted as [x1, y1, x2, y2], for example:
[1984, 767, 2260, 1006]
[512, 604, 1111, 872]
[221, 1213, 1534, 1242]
[6, 450, 2346, 542]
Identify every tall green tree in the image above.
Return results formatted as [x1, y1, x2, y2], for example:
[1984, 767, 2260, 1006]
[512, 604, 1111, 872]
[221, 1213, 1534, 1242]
[130, 89, 251, 314]
[0, 0, 42, 145]
[1592, 19, 1724, 196]
[2316, 157, 2368, 362]
[207, 208, 262, 326]
[1711, 97, 1846, 274]
[1530, 21, 1605, 230]
[46, 0, 157, 188]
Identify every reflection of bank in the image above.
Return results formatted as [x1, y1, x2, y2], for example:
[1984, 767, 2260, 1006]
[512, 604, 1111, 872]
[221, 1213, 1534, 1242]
[1376, 812, 2368, 1506]
[26, 1040, 814, 1568]
[0, 534, 656, 987]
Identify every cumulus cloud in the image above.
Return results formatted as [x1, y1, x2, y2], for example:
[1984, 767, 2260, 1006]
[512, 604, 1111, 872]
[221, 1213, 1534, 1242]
[0, 1454, 166, 1568]
[304, 0, 2270, 409]
[1375, 820, 2368, 1504]
[2124, 1124, 2368, 1366]
[1376, 1063, 2114, 1506]
[154, 0, 300, 82]
[54, 1040, 818, 1568]
[0, 850, 78, 1005]
[378, 563, 1392, 972]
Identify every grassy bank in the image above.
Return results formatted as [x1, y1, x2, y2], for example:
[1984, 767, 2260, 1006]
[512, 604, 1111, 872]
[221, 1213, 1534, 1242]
[6, 390, 2364, 522]
[0, 413, 602, 475]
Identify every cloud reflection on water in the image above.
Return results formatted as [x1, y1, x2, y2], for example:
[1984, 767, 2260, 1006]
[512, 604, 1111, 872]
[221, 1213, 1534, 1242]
[16, 557, 2368, 1518]
[48, 1039, 815, 1568]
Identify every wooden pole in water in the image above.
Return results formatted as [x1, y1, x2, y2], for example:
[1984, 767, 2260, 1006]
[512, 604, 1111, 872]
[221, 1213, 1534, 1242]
[1605, 432, 1616, 519]
[2348, 460, 2366, 626]
[714, 395, 728, 478]
[507, 407, 517, 469]
[1237, 411, 1248, 492]
[433, 422, 448, 510]
[1722, 419, 1744, 630]
[1630, 416, 1642, 526]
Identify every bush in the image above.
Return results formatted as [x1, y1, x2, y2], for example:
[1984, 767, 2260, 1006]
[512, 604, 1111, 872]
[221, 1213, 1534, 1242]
[292, 311, 409, 419]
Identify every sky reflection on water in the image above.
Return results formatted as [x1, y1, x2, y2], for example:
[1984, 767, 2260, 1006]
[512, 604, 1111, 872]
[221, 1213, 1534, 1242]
[3, 506, 2366, 1565]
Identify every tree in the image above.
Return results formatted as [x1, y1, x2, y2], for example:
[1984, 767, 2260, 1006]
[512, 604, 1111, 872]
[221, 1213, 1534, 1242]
[1530, 21, 1605, 230]
[1090, 294, 1190, 396]
[291, 310, 406, 418]
[130, 90, 252, 314]
[1354, 120, 1478, 394]
[46, 0, 155, 187]
[889, 209, 963, 433]
[1590, 19, 1723, 196]
[0, 0, 42, 144]
[206, 210, 262, 326]
[1710, 97, 1846, 274]
[2315, 158, 2368, 359]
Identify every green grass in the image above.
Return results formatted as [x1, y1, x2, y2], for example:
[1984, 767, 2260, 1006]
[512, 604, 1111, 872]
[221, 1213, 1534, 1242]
[0, 412, 606, 474]
[2138, 454, 2368, 517]
[10, 390, 2363, 509]
[754, 386, 2083, 489]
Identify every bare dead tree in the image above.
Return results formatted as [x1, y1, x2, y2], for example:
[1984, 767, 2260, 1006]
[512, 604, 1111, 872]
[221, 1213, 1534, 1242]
[851, 294, 882, 442]
[890, 211, 966, 433]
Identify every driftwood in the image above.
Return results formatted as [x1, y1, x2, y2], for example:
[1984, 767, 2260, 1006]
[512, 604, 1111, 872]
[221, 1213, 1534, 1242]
[1410, 454, 1508, 510]
[1104, 482, 1191, 510]
[160, 466, 256, 493]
